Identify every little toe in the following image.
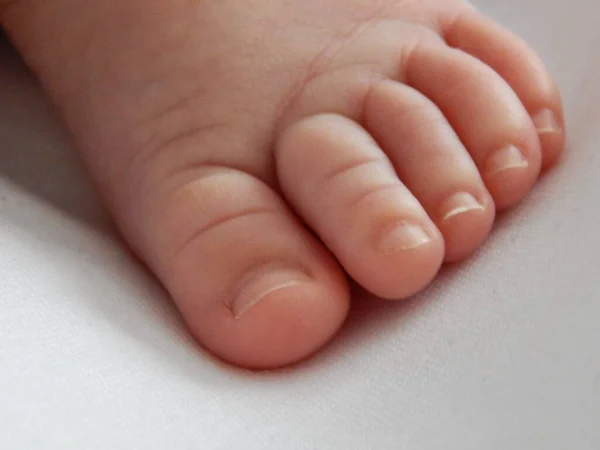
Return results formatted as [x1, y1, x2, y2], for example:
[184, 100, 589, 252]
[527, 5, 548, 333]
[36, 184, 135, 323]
[444, 9, 565, 168]
[276, 114, 445, 300]
[122, 168, 350, 369]
[405, 43, 542, 210]
[364, 80, 495, 262]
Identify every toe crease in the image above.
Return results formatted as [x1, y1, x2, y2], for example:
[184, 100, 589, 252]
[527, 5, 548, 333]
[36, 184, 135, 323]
[172, 207, 276, 260]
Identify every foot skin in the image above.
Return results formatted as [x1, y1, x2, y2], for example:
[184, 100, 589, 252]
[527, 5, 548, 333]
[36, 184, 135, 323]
[2, 0, 565, 368]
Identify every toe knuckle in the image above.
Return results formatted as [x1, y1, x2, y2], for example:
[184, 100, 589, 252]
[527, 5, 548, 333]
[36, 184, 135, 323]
[148, 168, 277, 260]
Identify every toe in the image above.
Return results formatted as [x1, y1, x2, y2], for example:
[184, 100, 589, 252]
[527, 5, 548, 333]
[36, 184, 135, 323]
[405, 43, 542, 210]
[122, 167, 350, 369]
[364, 80, 495, 262]
[276, 114, 445, 300]
[444, 9, 565, 168]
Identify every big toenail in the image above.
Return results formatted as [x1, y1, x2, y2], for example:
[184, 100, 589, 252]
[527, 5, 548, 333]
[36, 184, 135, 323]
[533, 109, 561, 135]
[231, 265, 311, 319]
[377, 221, 431, 255]
[486, 145, 529, 176]
[440, 192, 485, 221]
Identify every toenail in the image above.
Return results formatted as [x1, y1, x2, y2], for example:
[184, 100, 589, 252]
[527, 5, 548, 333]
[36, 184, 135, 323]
[377, 221, 431, 255]
[533, 109, 561, 135]
[231, 265, 312, 319]
[485, 145, 529, 176]
[440, 192, 485, 221]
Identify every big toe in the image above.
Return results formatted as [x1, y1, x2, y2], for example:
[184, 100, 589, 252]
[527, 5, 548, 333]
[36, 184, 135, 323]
[117, 166, 350, 369]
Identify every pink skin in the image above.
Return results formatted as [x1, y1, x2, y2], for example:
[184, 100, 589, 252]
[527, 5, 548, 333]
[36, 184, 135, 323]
[1, 0, 564, 368]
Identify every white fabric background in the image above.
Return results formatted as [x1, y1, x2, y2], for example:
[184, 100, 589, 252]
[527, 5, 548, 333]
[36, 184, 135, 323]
[1, 0, 599, 448]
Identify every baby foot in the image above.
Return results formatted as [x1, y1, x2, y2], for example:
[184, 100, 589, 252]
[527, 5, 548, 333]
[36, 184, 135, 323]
[2, 0, 564, 368]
